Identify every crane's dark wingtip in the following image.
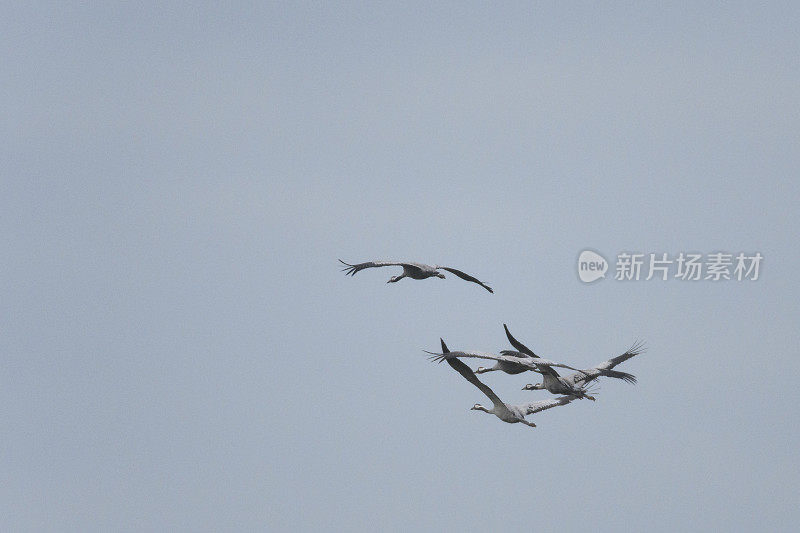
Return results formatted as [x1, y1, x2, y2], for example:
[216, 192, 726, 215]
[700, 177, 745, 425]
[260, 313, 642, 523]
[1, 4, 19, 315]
[423, 350, 446, 363]
[627, 339, 647, 357]
[602, 369, 638, 384]
[338, 259, 359, 276]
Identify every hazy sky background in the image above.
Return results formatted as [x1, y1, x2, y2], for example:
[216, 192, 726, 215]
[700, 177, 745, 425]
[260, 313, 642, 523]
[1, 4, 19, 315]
[2, 2, 799, 531]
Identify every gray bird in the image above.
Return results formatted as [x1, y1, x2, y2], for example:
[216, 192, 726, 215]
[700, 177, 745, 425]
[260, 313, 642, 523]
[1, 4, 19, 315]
[435, 339, 576, 428]
[505, 324, 644, 398]
[500, 324, 595, 399]
[339, 259, 493, 293]
[473, 324, 546, 375]
[522, 341, 644, 395]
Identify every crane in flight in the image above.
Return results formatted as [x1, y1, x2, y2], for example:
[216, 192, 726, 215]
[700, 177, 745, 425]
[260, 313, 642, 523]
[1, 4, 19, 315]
[339, 259, 493, 293]
[473, 324, 549, 375]
[500, 325, 644, 398]
[435, 338, 577, 427]
[522, 340, 644, 394]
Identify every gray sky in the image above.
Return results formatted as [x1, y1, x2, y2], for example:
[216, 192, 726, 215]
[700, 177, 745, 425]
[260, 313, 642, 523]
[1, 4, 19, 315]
[2, 2, 799, 531]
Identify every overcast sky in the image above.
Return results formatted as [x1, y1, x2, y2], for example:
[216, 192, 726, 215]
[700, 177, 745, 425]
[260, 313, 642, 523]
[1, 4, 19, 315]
[2, 2, 799, 531]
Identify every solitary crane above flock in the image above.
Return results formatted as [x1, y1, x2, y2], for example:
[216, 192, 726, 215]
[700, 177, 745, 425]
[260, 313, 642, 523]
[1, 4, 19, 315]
[339, 259, 493, 293]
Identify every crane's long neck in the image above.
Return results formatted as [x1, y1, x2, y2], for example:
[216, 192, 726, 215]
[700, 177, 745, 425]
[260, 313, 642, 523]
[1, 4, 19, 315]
[388, 274, 406, 283]
[474, 404, 493, 414]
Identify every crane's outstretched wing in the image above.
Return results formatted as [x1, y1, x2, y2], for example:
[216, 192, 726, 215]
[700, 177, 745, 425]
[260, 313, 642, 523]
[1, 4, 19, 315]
[437, 339, 513, 418]
[339, 259, 416, 276]
[520, 395, 577, 415]
[503, 324, 560, 377]
[436, 266, 493, 293]
[498, 350, 533, 360]
[593, 340, 646, 371]
[497, 350, 563, 376]
[570, 340, 645, 385]
[427, 350, 585, 373]
[503, 324, 539, 358]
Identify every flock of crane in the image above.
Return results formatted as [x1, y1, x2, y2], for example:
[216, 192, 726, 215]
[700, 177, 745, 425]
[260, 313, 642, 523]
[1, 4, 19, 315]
[340, 259, 645, 429]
